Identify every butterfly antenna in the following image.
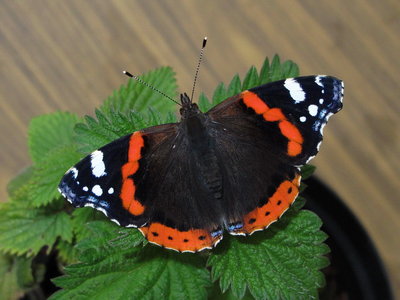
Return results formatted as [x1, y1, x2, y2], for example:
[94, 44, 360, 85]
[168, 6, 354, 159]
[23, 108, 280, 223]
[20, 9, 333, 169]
[190, 36, 207, 102]
[123, 71, 181, 106]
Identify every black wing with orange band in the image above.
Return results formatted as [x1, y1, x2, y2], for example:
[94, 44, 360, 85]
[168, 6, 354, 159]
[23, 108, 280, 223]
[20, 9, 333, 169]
[206, 75, 343, 235]
[208, 75, 344, 166]
[59, 123, 225, 253]
[58, 124, 177, 229]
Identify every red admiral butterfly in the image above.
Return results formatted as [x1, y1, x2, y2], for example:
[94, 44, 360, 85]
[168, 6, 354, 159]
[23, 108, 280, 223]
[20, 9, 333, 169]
[59, 45, 343, 253]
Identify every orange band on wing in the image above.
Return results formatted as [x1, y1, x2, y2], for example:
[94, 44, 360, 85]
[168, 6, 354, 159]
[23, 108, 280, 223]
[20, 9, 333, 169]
[128, 131, 145, 161]
[121, 161, 139, 180]
[263, 108, 286, 122]
[139, 223, 222, 252]
[287, 141, 302, 156]
[242, 91, 270, 114]
[241, 90, 304, 157]
[231, 174, 301, 235]
[120, 178, 145, 215]
[279, 121, 304, 144]
[120, 131, 146, 216]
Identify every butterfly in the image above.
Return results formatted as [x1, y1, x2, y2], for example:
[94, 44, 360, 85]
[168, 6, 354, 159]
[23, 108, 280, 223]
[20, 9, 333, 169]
[59, 65, 343, 253]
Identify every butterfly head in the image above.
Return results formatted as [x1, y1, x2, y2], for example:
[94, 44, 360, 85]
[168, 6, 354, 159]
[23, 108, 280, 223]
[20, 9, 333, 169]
[180, 93, 201, 119]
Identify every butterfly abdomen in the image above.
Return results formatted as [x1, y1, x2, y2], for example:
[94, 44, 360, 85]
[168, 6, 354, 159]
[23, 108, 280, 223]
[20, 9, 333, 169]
[183, 113, 225, 204]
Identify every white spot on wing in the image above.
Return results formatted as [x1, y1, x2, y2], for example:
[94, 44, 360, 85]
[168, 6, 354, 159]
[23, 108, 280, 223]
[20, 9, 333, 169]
[229, 231, 246, 236]
[284, 78, 305, 103]
[315, 75, 325, 87]
[83, 186, 89, 192]
[299, 116, 307, 122]
[319, 98, 324, 104]
[69, 167, 78, 179]
[84, 203, 109, 218]
[91, 150, 107, 177]
[108, 187, 114, 194]
[306, 154, 316, 163]
[96, 207, 108, 216]
[111, 219, 120, 226]
[92, 185, 103, 196]
[340, 81, 345, 102]
[316, 141, 322, 151]
[319, 122, 327, 135]
[308, 104, 318, 116]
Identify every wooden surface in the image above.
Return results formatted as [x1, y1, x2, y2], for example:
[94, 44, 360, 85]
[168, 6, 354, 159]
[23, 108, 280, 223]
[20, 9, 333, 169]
[1, 0, 399, 297]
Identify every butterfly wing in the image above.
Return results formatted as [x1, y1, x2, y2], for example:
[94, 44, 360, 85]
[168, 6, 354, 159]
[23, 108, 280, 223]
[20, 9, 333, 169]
[59, 123, 176, 228]
[59, 122, 224, 252]
[207, 75, 343, 234]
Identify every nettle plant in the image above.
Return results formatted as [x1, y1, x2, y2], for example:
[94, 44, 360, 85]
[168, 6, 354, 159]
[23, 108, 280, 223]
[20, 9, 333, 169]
[0, 56, 329, 300]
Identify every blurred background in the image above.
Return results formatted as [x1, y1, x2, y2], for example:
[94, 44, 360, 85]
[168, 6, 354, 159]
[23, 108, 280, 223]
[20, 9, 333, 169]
[0, 0, 399, 297]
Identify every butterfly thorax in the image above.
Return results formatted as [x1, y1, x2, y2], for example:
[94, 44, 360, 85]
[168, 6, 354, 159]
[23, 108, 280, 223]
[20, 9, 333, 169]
[179, 93, 224, 203]
[179, 93, 208, 148]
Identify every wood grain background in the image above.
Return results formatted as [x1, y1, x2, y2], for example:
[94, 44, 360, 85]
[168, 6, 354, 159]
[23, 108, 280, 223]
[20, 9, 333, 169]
[1, 0, 399, 297]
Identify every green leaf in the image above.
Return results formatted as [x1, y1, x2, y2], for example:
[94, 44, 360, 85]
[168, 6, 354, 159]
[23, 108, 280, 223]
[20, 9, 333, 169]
[29, 145, 83, 207]
[198, 92, 212, 112]
[212, 83, 228, 106]
[227, 74, 242, 97]
[259, 54, 300, 84]
[281, 60, 300, 79]
[197, 55, 299, 111]
[7, 167, 34, 204]
[208, 210, 329, 300]
[209, 281, 255, 300]
[71, 208, 104, 239]
[100, 66, 178, 116]
[291, 195, 307, 212]
[52, 221, 210, 300]
[56, 239, 79, 265]
[26, 112, 82, 207]
[7, 167, 33, 198]
[242, 66, 259, 90]
[0, 253, 47, 300]
[269, 55, 283, 83]
[75, 109, 176, 154]
[0, 254, 34, 300]
[259, 57, 270, 85]
[28, 112, 80, 164]
[57, 208, 108, 264]
[301, 165, 316, 180]
[0, 202, 73, 257]
[199, 83, 229, 112]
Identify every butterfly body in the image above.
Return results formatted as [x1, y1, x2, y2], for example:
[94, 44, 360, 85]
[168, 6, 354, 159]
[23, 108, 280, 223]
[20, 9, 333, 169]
[59, 75, 343, 252]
